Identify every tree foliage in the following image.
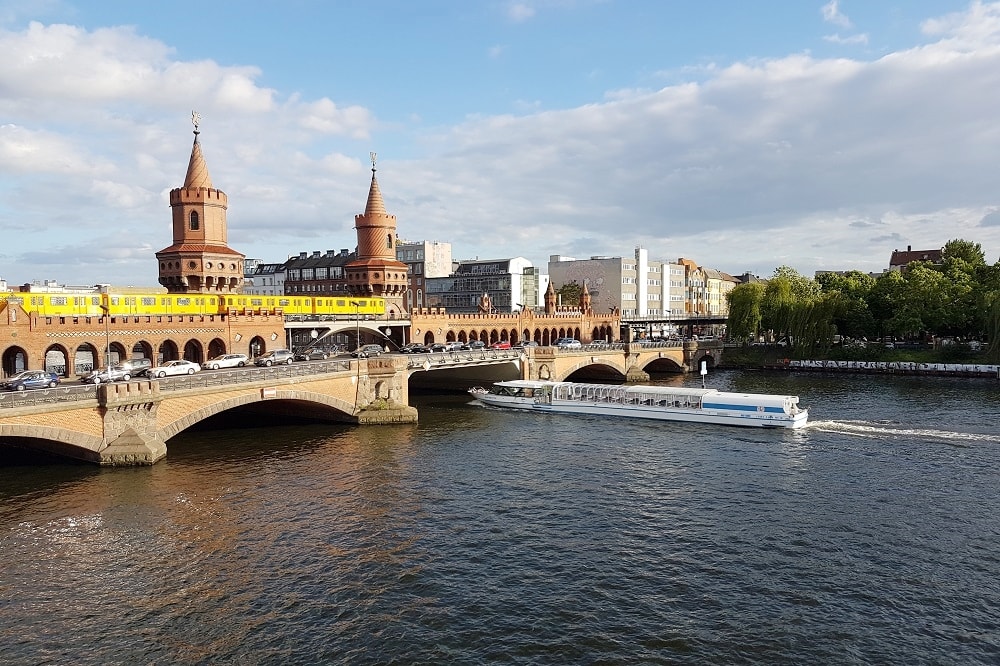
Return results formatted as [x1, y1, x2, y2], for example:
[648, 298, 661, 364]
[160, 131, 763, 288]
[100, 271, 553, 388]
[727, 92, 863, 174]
[725, 238, 999, 361]
[556, 281, 582, 307]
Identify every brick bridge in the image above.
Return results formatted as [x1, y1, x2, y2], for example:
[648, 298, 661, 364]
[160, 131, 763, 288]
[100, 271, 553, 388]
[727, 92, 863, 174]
[0, 341, 721, 465]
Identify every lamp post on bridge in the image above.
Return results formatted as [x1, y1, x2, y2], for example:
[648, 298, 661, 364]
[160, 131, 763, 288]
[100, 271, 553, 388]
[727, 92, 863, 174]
[350, 300, 361, 351]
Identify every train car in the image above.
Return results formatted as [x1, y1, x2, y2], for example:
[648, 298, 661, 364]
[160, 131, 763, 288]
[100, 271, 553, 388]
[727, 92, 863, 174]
[312, 297, 385, 317]
[222, 295, 310, 315]
[105, 293, 222, 316]
[20, 292, 105, 317]
[104, 293, 223, 316]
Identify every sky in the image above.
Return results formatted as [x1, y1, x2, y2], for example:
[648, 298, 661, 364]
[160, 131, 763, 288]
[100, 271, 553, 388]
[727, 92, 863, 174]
[2, 0, 999, 288]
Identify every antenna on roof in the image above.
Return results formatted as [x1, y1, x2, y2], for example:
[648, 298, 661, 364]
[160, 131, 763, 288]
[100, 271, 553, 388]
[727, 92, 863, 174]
[370, 151, 377, 174]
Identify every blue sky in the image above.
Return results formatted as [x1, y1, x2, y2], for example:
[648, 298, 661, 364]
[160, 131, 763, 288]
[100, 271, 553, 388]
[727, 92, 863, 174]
[1, 0, 997, 288]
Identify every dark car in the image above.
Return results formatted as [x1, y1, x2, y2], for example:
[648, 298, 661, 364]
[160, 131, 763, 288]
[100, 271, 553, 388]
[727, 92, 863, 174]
[254, 349, 295, 366]
[428, 343, 448, 353]
[399, 343, 430, 354]
[2, 370, 60, 391]
[352, 344, 384, 358]
[467, 340, 486, 350]
[294, 348, 330, 361]
[82, 365, 133, 384]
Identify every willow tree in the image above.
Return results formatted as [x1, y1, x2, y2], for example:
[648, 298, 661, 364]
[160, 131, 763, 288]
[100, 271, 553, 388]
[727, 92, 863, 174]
[726, 282, 765, 342]
[761, 277, 795, 342]
[986, 294, 1000, 363]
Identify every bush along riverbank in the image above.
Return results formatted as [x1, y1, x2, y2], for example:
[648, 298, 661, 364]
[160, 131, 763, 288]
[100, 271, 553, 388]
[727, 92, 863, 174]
[720, 345, 999, 378]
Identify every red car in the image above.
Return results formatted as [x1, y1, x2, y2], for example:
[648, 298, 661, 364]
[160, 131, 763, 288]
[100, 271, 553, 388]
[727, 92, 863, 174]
[490, 341, 511, 350]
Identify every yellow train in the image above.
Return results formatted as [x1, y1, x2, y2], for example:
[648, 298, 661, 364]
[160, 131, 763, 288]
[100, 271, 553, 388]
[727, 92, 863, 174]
[0, 291, 385, 318]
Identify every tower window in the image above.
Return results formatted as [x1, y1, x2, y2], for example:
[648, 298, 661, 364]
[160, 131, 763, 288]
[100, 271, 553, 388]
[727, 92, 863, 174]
[387, 234, 393, 248]
[190, 211, 200, 230]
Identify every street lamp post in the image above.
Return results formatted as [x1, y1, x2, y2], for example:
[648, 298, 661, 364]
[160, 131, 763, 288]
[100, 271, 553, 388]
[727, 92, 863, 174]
[101, 304, 111, 367]
[350, 300, 361, 351]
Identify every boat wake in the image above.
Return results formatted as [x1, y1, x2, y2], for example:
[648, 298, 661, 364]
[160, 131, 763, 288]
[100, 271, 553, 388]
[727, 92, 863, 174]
[808, 420, 999, 446]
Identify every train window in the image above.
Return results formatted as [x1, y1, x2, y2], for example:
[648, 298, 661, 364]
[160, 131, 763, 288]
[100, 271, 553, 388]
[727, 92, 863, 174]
[90, 296, 100, 305]
[336, 300, 346, 306]
[126, 297, 135, 305]
[111, 297, 121, 305]
[251, 299, 262, 307]
[279, 299, 290, 307]
[178, 298, 191, 306]
[142, 297, 156, 306]
[52, 297, 67, 306]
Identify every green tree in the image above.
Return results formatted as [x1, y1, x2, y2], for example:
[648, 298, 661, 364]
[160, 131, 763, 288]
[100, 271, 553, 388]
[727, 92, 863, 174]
[941, 238, 986, 266]
[726, 282, 765, 342]
[555, 281, 582, 307]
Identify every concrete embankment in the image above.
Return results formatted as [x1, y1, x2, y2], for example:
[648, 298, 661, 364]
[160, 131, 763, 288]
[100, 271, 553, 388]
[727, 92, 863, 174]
[765, 359, 1000, 379]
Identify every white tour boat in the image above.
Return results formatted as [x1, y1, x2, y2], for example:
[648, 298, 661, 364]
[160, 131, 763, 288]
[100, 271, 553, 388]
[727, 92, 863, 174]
[468, 380, 809, 429]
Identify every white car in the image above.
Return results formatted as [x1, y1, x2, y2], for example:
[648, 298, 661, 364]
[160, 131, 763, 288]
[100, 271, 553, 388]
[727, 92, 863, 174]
[147, 359, 202, 378]
[202, 353, 249, 370]
[554, 338, 582, 349]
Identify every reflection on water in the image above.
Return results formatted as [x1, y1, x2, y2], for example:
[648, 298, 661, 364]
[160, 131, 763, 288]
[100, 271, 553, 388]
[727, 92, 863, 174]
[2, 371, 1000, 664]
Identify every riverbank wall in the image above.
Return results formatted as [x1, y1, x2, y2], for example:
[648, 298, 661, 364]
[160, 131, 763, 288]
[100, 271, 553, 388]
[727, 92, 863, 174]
[765, 359, 1000, 378]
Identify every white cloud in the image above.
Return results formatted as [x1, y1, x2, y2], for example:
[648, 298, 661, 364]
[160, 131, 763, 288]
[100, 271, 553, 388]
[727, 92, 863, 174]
[821, 1, 853, 29]
[823, 32, 869, 46]
[3, 3, 1000, 287]
[507, 3, 536, 22]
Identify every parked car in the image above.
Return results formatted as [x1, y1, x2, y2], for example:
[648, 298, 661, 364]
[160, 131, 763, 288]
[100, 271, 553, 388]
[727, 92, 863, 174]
[514, 340, 540, 349]
[82, 365, 133, 384]
[428, 343, 448, 353]
[399, 343, 430, 354]
[444, 341, 465, 352]
[202, 353, 249, 370]
[2, 370, 60, 391]
[490, 340, 511, 350]
[554, 338, 582, 349]
[293, 348, 330, 361]
[119, 358, 152, 375]
[467, 340, 486, 350]
[147, 359, 201, 378]
[352, 344, 384, 358]
[254, 349, 295, 366]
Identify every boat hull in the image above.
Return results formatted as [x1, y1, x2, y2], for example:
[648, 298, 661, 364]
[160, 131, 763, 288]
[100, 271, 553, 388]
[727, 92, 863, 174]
[471, 381, 809, 429]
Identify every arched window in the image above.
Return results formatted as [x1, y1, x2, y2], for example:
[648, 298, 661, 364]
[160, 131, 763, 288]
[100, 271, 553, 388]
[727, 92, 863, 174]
[386, 233, 393, 249]
[190, 211, 200, 230]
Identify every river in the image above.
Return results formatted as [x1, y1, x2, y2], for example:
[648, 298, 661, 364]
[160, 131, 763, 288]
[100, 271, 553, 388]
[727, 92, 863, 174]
[1, 371, 998, 665]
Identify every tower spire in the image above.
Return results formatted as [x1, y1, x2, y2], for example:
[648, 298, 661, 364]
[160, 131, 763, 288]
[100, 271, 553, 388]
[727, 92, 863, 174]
[183, 110, 213, 189]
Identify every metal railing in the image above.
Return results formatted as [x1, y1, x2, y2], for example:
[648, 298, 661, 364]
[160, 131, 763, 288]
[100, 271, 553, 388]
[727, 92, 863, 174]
[0, 359, 356, 409]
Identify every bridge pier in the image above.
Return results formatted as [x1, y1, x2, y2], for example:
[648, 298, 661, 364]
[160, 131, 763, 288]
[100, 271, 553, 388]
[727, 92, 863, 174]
[98, 383, 166, 465]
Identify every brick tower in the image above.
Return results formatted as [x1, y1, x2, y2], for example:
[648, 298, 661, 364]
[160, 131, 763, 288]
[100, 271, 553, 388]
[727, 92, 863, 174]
[156, 113, 245, 293]
[345, 153, 408, 316]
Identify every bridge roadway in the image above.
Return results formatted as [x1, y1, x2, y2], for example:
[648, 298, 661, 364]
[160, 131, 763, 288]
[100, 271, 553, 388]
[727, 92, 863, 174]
[0, 341, 721, 465]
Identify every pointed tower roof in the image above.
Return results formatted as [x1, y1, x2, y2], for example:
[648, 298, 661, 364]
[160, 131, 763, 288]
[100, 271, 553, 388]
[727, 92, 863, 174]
[364, 165, 386, 217]
[183, 129, 213, 190]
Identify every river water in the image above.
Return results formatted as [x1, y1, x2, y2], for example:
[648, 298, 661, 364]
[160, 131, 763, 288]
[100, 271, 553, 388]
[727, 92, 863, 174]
[1, 371, 999, 665]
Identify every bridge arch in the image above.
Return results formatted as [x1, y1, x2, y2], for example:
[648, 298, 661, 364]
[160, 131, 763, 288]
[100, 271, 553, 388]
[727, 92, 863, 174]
[208, 337, 227, 358]
[75, 342, 102, 374]
[2, 345, 27, 375]
[132, 340, 154, 362]
[158, 339, 179, 363]
[0, 423, 105, 462]
[556, 358, 628, 382]
[160, 391, 358, 442]
[44, 344, 70, 376]
[248, 335, 265, 358]
[183, 339, 204, 363]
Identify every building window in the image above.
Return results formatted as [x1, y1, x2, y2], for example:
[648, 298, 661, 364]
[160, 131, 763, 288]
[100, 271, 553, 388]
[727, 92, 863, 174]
[387, 234, 393, 249]
[190, 211, 200, 230]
